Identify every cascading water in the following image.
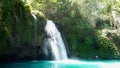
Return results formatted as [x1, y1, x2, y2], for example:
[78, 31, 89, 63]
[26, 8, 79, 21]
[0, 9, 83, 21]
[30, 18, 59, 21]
[32, 14, 37, 45]
[44, 20, 68, 60]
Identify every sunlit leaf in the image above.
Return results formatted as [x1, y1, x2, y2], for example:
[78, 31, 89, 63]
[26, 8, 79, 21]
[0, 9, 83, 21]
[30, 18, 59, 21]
[51, 0, 57, 3]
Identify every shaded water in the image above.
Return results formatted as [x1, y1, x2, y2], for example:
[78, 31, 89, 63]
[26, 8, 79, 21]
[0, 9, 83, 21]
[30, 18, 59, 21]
[1, 60, 120, 68]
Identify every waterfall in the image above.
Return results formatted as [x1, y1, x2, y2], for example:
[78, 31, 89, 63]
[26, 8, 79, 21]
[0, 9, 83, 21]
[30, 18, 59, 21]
[44, 20, 68, 60]
[32, 14, 37, 45]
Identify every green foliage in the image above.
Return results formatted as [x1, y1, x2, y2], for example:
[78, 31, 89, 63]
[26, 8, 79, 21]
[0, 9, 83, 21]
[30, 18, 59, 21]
[0, 0, 120, 60]
[72, 35, 97, 59]
[0, 0, 45, 55]
[29, 0, 120, 59]
[97, 36, 120, 59]
[0, 0, 14, 54]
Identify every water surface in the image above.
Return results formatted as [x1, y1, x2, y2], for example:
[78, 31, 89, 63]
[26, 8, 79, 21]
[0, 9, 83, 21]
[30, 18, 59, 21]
[1, 60, 120, 68]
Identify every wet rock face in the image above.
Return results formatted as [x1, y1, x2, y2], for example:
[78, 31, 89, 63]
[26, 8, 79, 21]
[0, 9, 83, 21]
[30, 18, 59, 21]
[95, 18, 103, 29]
[0, 1, 48, 61]
[17, 43, 37, 60]
[0, 45, 46, 61]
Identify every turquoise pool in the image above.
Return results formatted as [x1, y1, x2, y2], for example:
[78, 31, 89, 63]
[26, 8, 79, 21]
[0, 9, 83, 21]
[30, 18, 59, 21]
[0, 60, 120, 68]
